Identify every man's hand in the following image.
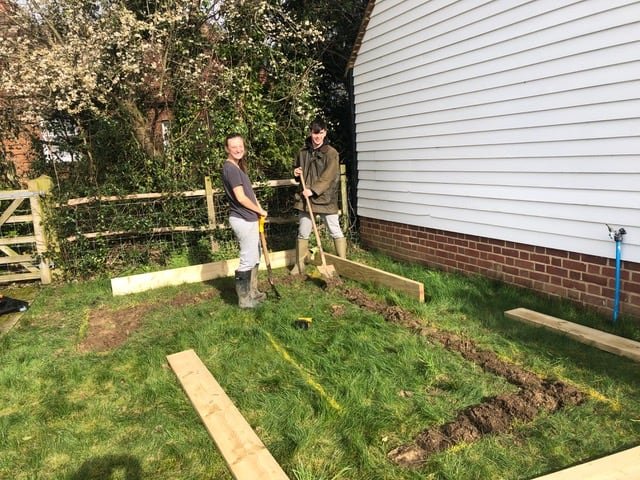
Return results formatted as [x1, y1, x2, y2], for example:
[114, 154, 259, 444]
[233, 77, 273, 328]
[294, 166, 302, 177]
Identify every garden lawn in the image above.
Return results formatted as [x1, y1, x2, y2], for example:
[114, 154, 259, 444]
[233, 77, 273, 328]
[1, 250, 639, 480]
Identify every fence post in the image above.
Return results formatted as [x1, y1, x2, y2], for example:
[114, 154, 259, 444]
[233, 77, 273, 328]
[27, 175, 53, 284]
[340, 164, 349, 234]
[204, 176, 219, 252]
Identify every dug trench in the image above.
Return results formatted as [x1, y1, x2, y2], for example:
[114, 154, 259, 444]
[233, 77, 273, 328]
[335, 285, 586, 468]
[79, 275, 585, 468]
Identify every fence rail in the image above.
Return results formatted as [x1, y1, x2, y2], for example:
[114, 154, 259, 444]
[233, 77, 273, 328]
[59, 178, 301, 243]
[0, 180, 51, 284]
[2, 168, 349, 283]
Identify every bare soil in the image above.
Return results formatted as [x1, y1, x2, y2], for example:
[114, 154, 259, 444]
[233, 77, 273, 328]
[77, 289, 218, 353]
[338, 285, 585, 467]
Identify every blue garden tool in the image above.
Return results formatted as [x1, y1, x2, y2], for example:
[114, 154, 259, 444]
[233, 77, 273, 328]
[606, 224, 626, 323]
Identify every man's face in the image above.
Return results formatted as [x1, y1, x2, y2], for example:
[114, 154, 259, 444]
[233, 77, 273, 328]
[310, 129, 326, 149]
[225, 136, 245, 161]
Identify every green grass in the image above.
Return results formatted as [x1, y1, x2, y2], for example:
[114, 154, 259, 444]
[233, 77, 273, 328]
[1, 251, 639, 480]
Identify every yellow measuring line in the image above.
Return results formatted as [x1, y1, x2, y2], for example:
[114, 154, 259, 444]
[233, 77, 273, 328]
[266, 332, 343, 413]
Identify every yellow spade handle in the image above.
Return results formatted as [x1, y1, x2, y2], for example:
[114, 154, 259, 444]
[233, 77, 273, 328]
[259, 215, 265, 233]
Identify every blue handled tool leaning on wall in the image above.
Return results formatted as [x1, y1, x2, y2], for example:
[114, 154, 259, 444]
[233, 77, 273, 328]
[606, 224, 626, 323]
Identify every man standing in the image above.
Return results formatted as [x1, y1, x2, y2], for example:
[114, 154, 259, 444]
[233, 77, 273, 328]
[291, 117, 347, 275]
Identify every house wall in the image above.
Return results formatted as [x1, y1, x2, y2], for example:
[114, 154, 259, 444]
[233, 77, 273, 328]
[361, 217, 640, 319]
[352, 0, 640, 318]
[3, 133, 35, 183]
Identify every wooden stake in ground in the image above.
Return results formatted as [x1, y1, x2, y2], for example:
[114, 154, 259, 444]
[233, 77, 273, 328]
[167, 349, 289, 480]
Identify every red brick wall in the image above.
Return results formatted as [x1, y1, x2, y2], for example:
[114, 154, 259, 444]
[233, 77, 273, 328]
[3, 133, 35, 183]
[360, 217, 640, 319]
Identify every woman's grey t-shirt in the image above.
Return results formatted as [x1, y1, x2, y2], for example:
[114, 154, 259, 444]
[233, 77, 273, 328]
[222, 162, 259, 221]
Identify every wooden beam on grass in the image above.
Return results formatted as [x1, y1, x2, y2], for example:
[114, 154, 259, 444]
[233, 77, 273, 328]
[532, 445, 640, 479]
[312, 252, 424, 302]
[505, 308, 640, 363]
[166, 349, 289, 480]
[111, 249, 295, 296]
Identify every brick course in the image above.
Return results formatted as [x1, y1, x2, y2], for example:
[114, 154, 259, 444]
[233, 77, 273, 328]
[360, 217, 640, 319]
[3, 133, 35, 182]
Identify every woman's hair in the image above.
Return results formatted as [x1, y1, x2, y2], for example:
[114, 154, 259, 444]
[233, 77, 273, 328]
[225, 133, 247, 172]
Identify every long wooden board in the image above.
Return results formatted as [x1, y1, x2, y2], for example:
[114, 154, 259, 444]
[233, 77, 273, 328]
[504, 308, 640, 363]
[166, 349, 289, 480]
[533, 446, 640, 479]
[111, 249, 295, 296]
[313, 252, 424, 302]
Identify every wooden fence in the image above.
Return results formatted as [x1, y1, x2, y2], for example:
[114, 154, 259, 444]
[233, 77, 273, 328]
[61, 178, 299, 243]
[0, 166, 349, 284]
[0, 178, 52, 285]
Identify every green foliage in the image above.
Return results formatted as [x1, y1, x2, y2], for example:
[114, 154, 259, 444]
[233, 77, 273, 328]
[285, 0, 370, 158]
[41, 182, 300, 279]
[1, 0, 364, 277]
[2, 0, 329, 192]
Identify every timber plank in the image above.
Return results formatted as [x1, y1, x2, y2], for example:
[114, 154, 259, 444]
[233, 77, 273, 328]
[0, 235, 36, 246]
[166, 349, 289, 480]
[111, 249, 295, 296]
[313, 252, 424, 302]
[533, 446, 640, 479]
[505, 308, 640, 363]
[0, 198, 24, 226]
[0, 191, 38, 200]
[0, 272, 40, 283]
[0, 246, 38, 272]
[0, 254, 34, 265]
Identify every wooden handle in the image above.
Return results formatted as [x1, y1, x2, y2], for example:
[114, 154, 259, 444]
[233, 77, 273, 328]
[258, 218, 271, 269]
[299, 173, 328, 268]
[260, 230, 271, 269]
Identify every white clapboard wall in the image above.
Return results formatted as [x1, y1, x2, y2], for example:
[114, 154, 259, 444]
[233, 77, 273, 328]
[352, 0, 640, 262]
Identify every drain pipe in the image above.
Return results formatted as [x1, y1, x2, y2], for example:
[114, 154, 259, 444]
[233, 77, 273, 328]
[606, 224, 627, 323]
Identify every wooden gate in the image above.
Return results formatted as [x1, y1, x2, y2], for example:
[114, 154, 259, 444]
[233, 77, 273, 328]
[0, 186, 51, 285]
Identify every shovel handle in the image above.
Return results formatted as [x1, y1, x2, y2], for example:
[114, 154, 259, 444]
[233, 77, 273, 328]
[259, 218, 270, 268]
[299, 172, 328, 268]
[258, 215, 282, 297]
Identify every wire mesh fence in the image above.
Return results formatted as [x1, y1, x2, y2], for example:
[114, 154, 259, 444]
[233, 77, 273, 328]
[43, 172, 354, 280]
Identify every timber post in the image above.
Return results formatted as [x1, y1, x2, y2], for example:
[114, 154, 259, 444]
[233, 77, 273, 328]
[340, 164, 349, 234]
[204, 176, 219, 252]
[27, 175, 53, 284]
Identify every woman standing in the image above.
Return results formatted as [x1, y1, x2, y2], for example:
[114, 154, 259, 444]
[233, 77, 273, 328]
[221, 133, 268, 308]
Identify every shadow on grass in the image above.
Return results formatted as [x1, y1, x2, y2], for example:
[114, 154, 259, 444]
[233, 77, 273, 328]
[68, 454, 142, 480]
[205, 277, 236, 306]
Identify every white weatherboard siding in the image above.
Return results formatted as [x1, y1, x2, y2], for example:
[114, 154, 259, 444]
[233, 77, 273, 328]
[353, 0, 640, 262]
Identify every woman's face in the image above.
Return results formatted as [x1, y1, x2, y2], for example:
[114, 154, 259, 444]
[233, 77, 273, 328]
[225, 136, 245, 161]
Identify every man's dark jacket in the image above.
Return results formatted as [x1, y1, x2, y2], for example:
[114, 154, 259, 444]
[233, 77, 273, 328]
[294, 138, 340, 215]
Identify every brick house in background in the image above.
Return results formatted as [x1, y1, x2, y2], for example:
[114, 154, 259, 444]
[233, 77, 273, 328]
[3, 133, 35, 181]
[0, 0, 35, 184]
[348, 0, 640, 319]
[0, 0, 174, 185]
